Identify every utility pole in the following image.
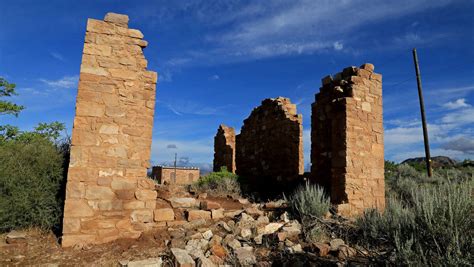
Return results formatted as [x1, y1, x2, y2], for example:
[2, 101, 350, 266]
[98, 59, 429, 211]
[173, 152, 177, 183]
[412, 48, 433, 177]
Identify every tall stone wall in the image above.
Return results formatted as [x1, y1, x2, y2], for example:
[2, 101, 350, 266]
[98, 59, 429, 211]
[311, 63, 384, 216]
[62, 13, 158, 247]
[236, 97, 304, 194]
[213, 124, 236, 173]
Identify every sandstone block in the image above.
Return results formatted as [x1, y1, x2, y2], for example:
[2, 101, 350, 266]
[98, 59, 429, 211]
[123, 200, 145, 210]
[128, 29, 144, 39]
[130, 210, 153, 223]
[85, 185, 115, 200]
[135, 189, 158, 200]
[200, 200, 221, 210]
[87, 19, 115, 34]
[104, 12, 129, 27]
[154, 208, 175, 222]
[61, 234, 96, 248]
[64, 199, 94, 217]
[171, 248, 195, 267]
[170, 197, 200, 208]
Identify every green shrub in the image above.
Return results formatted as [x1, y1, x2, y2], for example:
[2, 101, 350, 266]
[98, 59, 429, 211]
[287, 182, 331, 242]
[357, 179, 473, 265]
[191, 167, 241, 197]
[0, 137, 67, 232]
[288, 182, 330, 220]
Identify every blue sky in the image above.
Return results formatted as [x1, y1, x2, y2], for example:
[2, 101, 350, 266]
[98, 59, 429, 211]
[1, 0, 473, 170]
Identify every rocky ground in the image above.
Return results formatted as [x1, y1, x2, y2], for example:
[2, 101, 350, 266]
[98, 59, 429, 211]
[1, 202, 372, 266]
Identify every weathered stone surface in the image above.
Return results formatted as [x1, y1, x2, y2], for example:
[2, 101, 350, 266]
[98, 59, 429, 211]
[311, 242, 330, 257]
[154, 208, 175, 222]
[170, 197, 200, 208]
[62, 12, 157, 247]
[151, 166, 200, 185]
[5, 231, 27, 244]
[235, 97, 303, 194]
[311, 63, 384, 217]
[104, 12, 129, 27]
[200, 200, 221, 210]
[235, 247, 257, 266]
[187, 210, 211, 221]
[329, 238, 345, 251]
[213, 124, 236, 173]
[171, 248, 195, 267]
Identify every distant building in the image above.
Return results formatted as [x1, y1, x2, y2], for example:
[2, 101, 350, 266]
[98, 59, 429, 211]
[151, 166, 200, 185]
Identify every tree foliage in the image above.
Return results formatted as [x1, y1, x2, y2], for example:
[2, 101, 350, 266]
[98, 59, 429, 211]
[0, 77, 24, 117]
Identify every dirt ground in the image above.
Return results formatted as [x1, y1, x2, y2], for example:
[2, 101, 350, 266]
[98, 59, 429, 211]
[0, 229, 172, 266]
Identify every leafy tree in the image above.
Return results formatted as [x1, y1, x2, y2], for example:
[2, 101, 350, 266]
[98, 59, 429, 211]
[0, 77, 24, 117]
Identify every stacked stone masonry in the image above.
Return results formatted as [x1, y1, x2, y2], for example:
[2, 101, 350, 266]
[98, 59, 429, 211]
[213, 124, 236, 173]
[62, 13, 158, 247]
[235, 97, 304, 192]
[310, 63, 385, 216]
[151, 166, 200, 185]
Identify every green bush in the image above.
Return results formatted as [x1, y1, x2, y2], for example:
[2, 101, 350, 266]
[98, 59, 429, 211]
[0, 136, 67, 233]
[191, 167, 241, 197]
[357, 179, 473, 265]
[288, 182, 330, 219]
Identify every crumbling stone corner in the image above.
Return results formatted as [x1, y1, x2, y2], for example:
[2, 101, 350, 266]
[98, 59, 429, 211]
[213, 124, 236, 173]
[62, 13, 158, 247]
[311, 63, 385, 216]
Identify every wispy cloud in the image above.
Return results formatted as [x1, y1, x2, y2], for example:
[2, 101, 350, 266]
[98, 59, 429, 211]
[209, 74, 220, 80]
[157, 99, 232, 116]
[40, 75, 78, 89]
[144, 0, 454, 65]
[442, 98, 470, 109]
[50, 51, 65, 62]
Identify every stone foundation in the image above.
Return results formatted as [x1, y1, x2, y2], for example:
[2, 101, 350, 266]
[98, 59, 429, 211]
[310, 63, 385, 216]
[62, 13, 158, 247]
[235, 97, 304, 193]
[213, 124, 236, 173]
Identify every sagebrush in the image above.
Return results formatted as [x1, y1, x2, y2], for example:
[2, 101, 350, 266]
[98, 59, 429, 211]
[191, 167, 241, 197]
[357, 168, 473, 265]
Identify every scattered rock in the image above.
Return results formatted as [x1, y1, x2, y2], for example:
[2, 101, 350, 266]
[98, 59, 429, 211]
[287, 244, 303, 254]
[224, 210, 243, 218]
[171, 248, 196, 267]
[126, 258, 163, 267]
[258, 223, 283, 235]
[264, 200, 286, 209]
[6, 230, 27, 244]
[256, 216, 270, 226]
[330, 238, 345, 251]
[202, 230, 213, 240]
[211, 209, 224, 220]
[227, 238, 241, 251]
[198, 193, 208, 199]
[210, 244, 227, 259]
[184, 219, 207, 230]
[234, 247, 257, 266]
[240, 228, 252, 239]
[187, 210, 211, 221]
[280, 212, 290, 222]
[207, 255, 224, 265]
[209, 235, 222, 246]
[217, 221, 233, 233]
[244, 207, 264, 217]
[337, 245, 357, 260]
[197, 256, 216, 267]
[311, 242, 330, 257]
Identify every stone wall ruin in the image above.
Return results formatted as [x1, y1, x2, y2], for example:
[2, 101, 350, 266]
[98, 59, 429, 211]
[235, 97, 304, 193]
[311, 63, 385, 216]
[213, 124, 236, 173]
[62, 13, 158, 247]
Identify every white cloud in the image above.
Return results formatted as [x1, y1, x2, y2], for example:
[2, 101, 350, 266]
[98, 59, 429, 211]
[333, 41, 344, 51]
[442, 98, 470, 109]
[40, 75, 78, 89]
[440, 137, 474, 154]
[209, 74, 220, 80]
[441, 107, 474, 125]
[50, 52, 65, 61]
